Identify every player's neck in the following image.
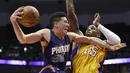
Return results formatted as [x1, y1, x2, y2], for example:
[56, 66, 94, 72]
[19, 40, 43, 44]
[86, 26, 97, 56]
[52, 28, 65, 40]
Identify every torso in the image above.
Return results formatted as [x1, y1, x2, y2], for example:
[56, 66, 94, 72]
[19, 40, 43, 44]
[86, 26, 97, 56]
[72, 44, 106, 73]
[41, 29, 70, 70]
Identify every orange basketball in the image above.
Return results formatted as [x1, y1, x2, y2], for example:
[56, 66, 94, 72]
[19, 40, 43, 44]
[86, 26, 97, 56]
[18, 6, 40, 27]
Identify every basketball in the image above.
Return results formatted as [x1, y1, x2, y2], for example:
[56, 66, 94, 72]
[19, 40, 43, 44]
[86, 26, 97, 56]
[18, 6, 40, 27]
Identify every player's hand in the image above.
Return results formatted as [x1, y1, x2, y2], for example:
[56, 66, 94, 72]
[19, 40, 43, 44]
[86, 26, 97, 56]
[93, 13, 101, 27]
[39, 65, 56, 73]
[10, 6, 24, 22]
[110, 43, 127, 51]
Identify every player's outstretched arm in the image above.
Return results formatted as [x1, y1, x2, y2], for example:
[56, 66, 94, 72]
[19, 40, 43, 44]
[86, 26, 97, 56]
[10, 6, 48, 44]
[66, 0, 81, 34]
[67, 32, 126, 51]
[93, 13, 121, 45]
[10, 6, 27, 44]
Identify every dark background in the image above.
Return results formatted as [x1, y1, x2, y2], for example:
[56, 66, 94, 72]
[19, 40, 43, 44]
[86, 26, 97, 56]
[0, 0, 130, 73]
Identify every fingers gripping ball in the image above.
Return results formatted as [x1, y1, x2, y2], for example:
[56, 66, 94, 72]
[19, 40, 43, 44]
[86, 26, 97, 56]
[18, 6, 40, 27]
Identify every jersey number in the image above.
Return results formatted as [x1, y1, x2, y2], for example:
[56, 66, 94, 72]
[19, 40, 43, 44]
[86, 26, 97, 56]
[84, 46, 97, 56]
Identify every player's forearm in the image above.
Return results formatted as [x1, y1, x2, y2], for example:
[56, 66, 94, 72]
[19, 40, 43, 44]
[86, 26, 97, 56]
[89, 37, 113, 49]
[97, 23, 121, 45]
[11, 20, 41, 44]
[66, 0, 75, 14]
[68, 14, 80, 33]
[10, 18, 26, 44]
[73, 36, 111, 49]
[66, 0, 79, 33]
[73, 35, 122, 51]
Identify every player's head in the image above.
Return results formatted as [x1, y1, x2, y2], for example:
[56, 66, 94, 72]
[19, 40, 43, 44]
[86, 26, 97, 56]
[49, 12, 68, 28]
[85, 25, 101, 38]
[49, 12, 69, 34]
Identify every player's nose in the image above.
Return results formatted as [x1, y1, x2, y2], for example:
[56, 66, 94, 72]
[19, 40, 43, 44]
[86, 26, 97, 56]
[66, 23, 69, 27]
[87, 28, 91, 31]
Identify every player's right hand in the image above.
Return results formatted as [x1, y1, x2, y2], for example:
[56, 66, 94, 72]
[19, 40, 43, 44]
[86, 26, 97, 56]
[10, 6, 24, 22]
[39, 65, 56, 73]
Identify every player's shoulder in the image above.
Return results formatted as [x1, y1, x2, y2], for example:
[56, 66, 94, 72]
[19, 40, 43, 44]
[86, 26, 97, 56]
[40, 28, 50, 31]
[38, 28, 51, 43]
[37, 28, 50, 34]
[66, 32, 79, 42]
[67, 32, 79, 36]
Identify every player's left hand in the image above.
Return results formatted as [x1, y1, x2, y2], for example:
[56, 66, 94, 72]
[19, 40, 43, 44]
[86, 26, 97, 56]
[110, 43, 127, 51]
[93, 13, 101, 27]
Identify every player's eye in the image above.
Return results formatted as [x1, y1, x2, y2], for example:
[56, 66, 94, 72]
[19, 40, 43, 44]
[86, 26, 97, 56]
[64, 20, 68, 23]
[91, 26, 96, 29]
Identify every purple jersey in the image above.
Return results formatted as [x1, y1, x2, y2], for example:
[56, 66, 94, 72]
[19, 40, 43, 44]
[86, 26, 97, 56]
[43, 30, 70, 70]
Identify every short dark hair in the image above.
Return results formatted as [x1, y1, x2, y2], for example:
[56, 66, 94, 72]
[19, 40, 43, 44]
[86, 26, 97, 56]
[49, 12, 67, 29]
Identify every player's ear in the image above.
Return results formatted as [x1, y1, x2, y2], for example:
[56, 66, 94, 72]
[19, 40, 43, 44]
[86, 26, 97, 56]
[97, 34, 100, 38]
[53, 22, 58, 27]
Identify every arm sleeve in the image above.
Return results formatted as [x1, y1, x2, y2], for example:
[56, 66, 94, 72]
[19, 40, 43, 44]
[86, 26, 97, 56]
[97, 24, 121, 45]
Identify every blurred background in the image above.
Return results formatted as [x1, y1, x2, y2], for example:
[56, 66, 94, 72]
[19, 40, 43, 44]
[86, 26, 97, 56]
[0, 0, 130, 73]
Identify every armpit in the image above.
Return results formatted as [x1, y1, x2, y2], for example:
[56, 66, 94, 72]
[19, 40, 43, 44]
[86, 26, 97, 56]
[40, 39, 48, 47]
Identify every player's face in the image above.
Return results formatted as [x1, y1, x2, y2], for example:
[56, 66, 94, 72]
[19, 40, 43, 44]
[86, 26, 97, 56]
[85, 25, 100, 38]
[56, 17, 69, 34]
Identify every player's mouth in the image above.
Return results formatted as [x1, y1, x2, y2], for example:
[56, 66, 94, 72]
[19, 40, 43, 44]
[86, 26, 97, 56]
[64, 28, 68, 32]
[87, 31, 92, 34]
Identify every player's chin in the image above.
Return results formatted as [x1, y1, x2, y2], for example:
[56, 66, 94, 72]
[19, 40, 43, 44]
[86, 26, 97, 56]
[86, 33, 92, 37]
[64, 30, 68, 34]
